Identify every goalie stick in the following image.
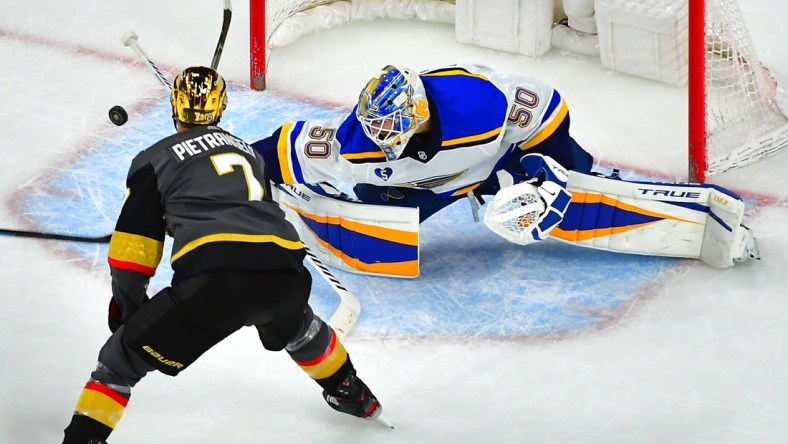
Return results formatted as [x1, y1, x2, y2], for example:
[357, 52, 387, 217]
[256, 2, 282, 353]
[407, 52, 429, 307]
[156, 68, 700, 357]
[120, 7, 361, 339]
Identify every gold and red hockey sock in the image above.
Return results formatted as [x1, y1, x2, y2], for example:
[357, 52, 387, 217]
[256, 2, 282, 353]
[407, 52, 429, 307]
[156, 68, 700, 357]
[63, 381, 129, 443]
[288, 323, 353, 392]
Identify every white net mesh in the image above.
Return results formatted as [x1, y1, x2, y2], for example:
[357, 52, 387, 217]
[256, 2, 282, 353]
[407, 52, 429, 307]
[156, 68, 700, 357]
[704, 0, 788, 175]
[261, 0, 455, 48]
[258, 0, 788, 177]
[262, 0, 332, 42]
[596, 0, 788, 177]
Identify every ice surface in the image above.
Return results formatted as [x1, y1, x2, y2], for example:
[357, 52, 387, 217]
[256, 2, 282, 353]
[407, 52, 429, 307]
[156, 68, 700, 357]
[1, 1, 786, 443]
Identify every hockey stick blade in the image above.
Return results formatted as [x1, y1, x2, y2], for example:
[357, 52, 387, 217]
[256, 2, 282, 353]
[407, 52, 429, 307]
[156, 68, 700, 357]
[210, 0, 233, 70]
[303, 246, 361, 340]
[0, 228, 111, 244]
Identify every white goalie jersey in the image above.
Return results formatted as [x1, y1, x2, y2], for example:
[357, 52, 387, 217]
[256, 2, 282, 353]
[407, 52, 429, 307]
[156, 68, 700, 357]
[253, 63, 572, 198]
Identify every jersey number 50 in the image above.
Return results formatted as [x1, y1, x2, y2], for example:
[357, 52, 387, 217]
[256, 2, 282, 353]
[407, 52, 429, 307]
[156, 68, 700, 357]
[507, 87, 540, 128]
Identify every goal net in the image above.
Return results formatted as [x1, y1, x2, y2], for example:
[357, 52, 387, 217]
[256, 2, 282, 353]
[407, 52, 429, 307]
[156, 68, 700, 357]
[693, 0, 788, 181]
[249, 0, 455, 90]
[250, 0, 788, 183]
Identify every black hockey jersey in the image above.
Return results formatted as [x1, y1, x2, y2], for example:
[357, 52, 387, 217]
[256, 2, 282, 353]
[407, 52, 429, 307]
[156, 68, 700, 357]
[108, 125, 306, 302]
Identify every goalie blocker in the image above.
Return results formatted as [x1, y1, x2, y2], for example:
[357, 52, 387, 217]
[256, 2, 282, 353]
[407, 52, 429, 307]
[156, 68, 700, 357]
[485, 156, 760, 268]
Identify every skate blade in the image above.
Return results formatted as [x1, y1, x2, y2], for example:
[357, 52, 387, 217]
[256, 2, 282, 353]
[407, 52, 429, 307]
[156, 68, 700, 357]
[372, 413, 394, 428]
[367, 405, 394, 428]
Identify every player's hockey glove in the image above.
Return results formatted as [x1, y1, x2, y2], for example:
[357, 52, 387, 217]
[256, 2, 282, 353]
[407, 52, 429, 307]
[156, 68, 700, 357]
[483, 154, 572, 245]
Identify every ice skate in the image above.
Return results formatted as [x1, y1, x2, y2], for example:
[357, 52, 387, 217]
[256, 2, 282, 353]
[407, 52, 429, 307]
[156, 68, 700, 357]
[323, 370, 388, 424]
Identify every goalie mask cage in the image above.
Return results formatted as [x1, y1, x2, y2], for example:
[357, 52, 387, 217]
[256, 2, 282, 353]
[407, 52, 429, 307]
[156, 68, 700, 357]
[249, 0, 788, 183]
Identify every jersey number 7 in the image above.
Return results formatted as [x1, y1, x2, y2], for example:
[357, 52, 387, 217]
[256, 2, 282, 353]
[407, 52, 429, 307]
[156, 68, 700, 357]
[210, 152, 265, 201]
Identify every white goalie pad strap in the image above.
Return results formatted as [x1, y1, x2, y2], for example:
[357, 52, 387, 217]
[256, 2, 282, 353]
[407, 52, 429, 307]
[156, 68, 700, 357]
[548, 171, 758, 268]
[271, 183, 420, 278]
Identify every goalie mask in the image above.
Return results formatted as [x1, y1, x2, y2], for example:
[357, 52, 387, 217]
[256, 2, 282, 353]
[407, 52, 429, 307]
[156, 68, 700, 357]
[171, 66, 227, 126]
[356, 65, 430, 161]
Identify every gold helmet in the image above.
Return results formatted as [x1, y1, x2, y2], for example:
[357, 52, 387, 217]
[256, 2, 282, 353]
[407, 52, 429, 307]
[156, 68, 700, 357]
[171, 66, 227, 125]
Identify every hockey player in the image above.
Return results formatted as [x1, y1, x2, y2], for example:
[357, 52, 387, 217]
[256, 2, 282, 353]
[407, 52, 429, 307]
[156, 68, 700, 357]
[253, 64, 758, 271]
[62, 67, 383, 444]
[252, 63, 593, 222]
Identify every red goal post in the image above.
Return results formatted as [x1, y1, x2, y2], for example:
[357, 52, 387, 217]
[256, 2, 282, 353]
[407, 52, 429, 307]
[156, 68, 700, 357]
[688, 0, 788, 182]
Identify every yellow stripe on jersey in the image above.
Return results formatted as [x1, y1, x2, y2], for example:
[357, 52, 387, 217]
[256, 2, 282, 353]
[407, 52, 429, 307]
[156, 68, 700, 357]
[519, 99, 569, 150]
[277, 122, 296, 184]
[108, 231, 164, 270]
[341, 150, 387, 161]
[171, 233, 303, 263]
[450, 183, 482, 197]
[442, 127, 502, 148]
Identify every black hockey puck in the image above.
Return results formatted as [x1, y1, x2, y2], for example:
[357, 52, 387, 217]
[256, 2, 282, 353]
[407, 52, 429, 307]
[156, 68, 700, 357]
[109, 105, 128, 126]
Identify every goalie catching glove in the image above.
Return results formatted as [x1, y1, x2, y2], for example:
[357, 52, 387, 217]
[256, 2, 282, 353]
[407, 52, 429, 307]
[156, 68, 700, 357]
[483, 153, 572, 245]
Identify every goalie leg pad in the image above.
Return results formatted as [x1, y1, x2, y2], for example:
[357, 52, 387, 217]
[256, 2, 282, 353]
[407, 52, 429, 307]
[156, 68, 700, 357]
[549, 171, 759, 268]
[700, 188, 761, 266]
[273, 183, 421, 278]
